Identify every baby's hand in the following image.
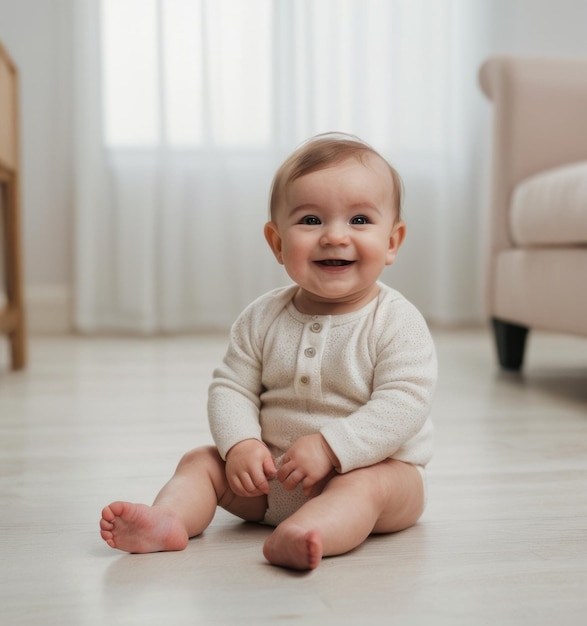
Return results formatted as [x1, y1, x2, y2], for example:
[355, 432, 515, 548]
[225, 439, 277, 497]
[278, 434, 339, 496]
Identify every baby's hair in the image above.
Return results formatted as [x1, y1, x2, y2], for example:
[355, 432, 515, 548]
[269, 132, 403, 220]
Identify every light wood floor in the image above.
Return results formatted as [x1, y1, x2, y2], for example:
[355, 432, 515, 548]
[1, 328, 586, 625]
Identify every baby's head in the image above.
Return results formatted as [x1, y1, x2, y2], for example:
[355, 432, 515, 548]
[265, 133, 406, 315]
[269, 133, 403, 222]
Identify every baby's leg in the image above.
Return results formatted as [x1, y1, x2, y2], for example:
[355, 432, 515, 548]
[100, 446, 267, 553]
[263, 459, 424, 570]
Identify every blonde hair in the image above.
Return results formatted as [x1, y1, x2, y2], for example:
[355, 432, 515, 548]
[269, 132, 403, 220]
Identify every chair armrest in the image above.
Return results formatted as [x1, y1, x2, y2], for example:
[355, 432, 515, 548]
[479, 56, 587, 252]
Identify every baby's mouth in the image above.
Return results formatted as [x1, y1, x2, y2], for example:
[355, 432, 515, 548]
[316, 259, 354, 267]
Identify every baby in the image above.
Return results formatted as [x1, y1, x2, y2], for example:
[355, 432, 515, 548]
[100, 133, 437, 570]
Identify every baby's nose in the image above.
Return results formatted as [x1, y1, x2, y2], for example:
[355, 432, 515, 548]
[320, 223, 350, 246]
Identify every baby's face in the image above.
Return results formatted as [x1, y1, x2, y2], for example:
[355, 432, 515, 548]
[264, 154, 405, 315]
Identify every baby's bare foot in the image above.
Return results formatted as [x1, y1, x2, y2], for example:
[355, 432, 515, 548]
[100, 501, 189, 553]
[263, 524, 323, 570]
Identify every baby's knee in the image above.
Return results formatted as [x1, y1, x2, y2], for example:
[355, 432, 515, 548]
[177, 445, 223, 472]
[331, 460, 408, 502]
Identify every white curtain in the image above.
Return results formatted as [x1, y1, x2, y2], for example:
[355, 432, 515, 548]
[73, 0, 491, 333]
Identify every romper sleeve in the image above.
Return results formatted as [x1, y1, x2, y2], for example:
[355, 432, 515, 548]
[320, 298, 437, 473]
[207, 302, 265, 459]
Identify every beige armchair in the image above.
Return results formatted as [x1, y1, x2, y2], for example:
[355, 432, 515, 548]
[479, 56, 587, 370]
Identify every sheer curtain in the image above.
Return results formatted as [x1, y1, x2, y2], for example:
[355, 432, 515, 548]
[73, 0, 490, 333]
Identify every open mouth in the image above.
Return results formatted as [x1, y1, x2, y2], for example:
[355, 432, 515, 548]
[316, 259, 354, 267]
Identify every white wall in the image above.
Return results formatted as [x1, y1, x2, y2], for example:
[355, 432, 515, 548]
[1, 0, 587, 333]
[490, 0, 587, 57]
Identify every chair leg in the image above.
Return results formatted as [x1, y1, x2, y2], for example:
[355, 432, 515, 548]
[1, 174, 27, 370]
[492, 318, 529, 371]
[9, 319, 26, 370]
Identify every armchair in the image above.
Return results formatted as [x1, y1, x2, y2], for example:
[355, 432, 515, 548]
[479, 56, 587, 370]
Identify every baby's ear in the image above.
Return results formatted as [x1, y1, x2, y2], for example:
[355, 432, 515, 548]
[386, 221, 406, 265]
[264, 221, 284, 264]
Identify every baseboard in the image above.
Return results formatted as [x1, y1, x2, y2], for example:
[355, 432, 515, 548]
[25, 284, 71, 334]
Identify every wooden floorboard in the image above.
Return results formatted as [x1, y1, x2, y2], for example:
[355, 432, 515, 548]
[1, 329, 586, 625]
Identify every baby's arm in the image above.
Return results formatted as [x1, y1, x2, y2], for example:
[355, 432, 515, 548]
[225, 439, 277, 497]
[320, 303, 437, 474]
[278, 434, 339, 496]
[208, 303, 267, 464]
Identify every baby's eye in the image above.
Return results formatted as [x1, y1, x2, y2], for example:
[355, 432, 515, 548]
[300, 215, 321, 225]
[350, 215, 370, 225]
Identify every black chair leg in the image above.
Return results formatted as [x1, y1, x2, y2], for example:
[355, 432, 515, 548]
[492, 318, 529, 371]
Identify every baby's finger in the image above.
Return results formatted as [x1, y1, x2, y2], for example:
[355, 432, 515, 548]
[263, 456, 277, 479]
[241, 472, 263, 494]
[250, 469, 270, 495]
[277, 459, 295, 483]
[231, 472, 257, 496]
[282, 469, 305, 491]
[228, 474, 247, 497]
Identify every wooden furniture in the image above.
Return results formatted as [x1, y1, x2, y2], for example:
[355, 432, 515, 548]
[0, 41, 26, 370]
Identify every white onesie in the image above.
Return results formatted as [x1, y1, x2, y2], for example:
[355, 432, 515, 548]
[208, 282, 437, 525]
